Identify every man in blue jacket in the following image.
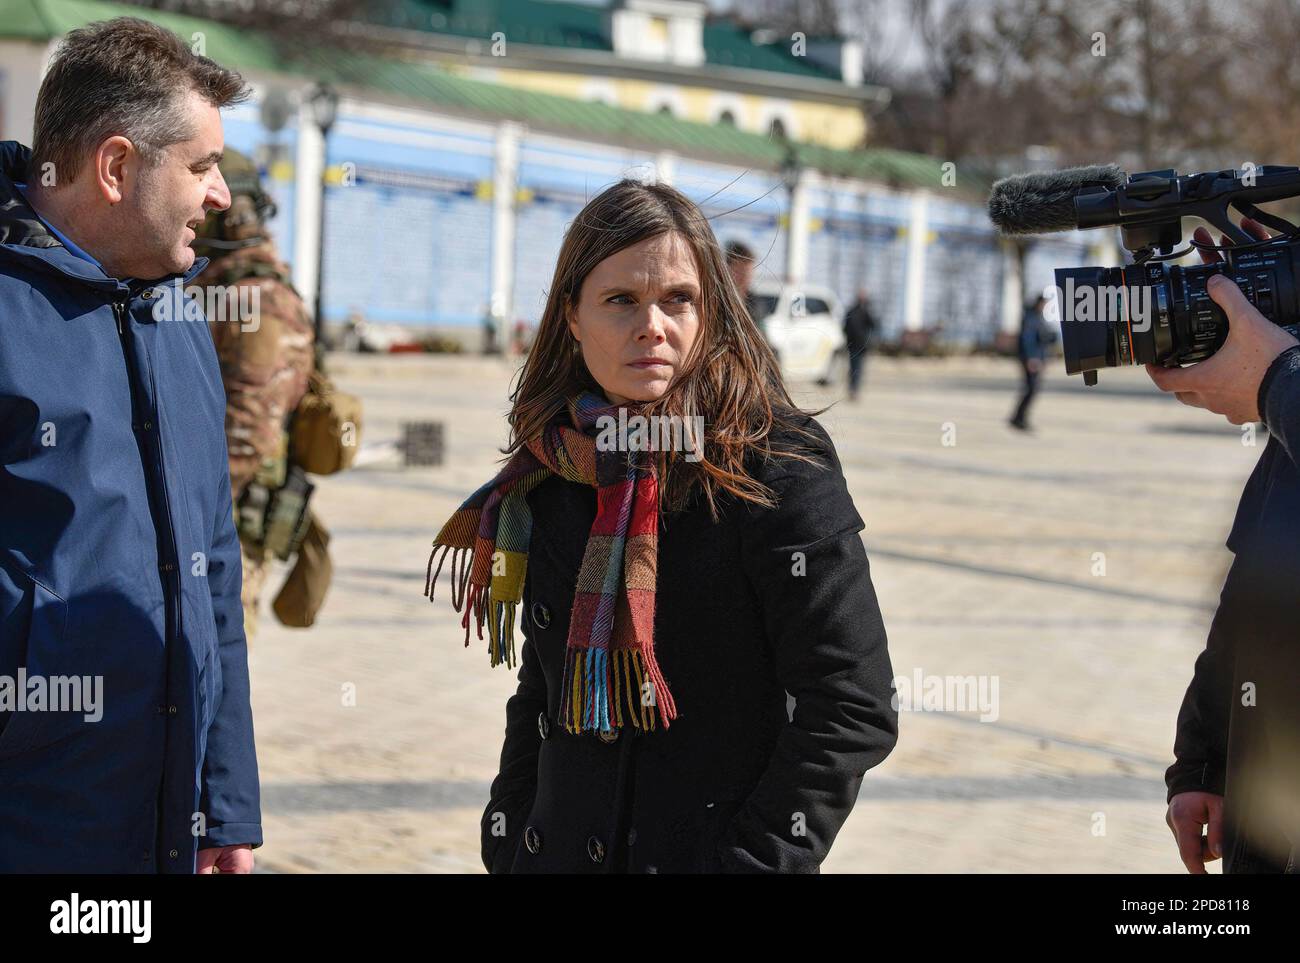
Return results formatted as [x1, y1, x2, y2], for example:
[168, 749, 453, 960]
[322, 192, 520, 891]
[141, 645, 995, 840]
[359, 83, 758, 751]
[1009, 293, 1053, 432]
[0, 17, 261, 872]
[1149, 220, 1300, 874]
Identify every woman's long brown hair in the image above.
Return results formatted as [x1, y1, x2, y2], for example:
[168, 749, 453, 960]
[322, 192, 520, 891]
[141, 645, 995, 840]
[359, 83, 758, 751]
[507, 178, 827, 519]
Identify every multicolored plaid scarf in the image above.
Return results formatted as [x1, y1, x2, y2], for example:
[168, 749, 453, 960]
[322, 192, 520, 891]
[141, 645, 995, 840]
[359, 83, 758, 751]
[425, 390, 676, 734]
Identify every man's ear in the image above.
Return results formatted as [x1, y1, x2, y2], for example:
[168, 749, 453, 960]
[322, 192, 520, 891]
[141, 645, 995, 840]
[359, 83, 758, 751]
[93, 136, 135, 205]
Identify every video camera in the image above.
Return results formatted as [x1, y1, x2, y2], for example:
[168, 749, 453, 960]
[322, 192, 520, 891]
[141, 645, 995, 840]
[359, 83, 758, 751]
[989, 164, 1300, 385]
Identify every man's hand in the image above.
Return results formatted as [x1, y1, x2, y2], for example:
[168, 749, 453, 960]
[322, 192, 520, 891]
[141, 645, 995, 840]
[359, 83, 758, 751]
[1166, 791, 1223, 874]
[1146, 220, 1299, 424]
[196, 844, 254, 874]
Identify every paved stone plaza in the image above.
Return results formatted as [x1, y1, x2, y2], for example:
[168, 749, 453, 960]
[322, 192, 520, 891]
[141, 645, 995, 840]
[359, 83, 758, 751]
[246, 352, 1259, 873]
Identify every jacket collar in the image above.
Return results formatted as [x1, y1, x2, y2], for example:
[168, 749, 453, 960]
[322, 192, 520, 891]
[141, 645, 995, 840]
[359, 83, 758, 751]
[0, 141, 208, 293]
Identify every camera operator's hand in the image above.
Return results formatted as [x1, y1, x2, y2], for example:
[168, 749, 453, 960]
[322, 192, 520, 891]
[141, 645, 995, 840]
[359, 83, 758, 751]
[1166, 790, 1223, 873]
[1146, 220, 1300, 423]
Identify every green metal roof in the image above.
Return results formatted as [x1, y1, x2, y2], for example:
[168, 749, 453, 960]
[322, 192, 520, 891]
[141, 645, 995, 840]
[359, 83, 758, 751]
[0, 0, 990, 198]
[388, 0, 610, 53]
[384, 0, 841, 80]
[0, 0, 284, 67]
[700, 19, 835, 78]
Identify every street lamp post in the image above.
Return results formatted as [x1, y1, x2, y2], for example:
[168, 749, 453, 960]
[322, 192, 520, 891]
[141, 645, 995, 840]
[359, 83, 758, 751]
[779, 138, 801, 293]
[779, 137, 800, 281]
[307, 83, 339, 345]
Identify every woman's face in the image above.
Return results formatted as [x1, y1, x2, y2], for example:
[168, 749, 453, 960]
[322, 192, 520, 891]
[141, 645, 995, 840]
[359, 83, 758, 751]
[568, 232, 702, 405]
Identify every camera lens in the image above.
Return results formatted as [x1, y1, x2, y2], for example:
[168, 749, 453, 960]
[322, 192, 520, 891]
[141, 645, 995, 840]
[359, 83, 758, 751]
[1055, 242, 1299, 384]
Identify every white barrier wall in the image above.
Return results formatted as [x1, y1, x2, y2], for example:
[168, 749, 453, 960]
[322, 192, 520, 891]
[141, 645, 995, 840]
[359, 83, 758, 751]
[130, 82, 1089, 343]
[0, 40, 51, 146]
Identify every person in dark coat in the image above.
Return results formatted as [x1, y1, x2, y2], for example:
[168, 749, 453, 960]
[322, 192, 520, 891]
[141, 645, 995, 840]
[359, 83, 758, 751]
[725, 239, 771, 349]
[427, 180, 898, 874]
[843, 288, 878, 401]
[0, 19, 261, 873]
[1148, 220, 1300, 874]
[1009, 293, 1053, 431]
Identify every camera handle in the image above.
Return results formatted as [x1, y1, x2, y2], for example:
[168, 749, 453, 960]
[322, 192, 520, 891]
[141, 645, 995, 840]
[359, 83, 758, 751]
[1078, 167, 1300, 259]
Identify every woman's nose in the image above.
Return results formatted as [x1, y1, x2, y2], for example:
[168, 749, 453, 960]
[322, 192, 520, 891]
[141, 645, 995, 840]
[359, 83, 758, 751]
[635, 304, 667, 340]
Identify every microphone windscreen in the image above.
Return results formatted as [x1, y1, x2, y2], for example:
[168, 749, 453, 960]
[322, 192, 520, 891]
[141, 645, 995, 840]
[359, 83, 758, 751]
[987, 164, 1126, 235]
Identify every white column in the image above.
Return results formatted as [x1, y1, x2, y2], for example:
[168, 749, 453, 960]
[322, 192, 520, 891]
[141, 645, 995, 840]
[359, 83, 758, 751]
[903, 191, 930, 331]
[1001, 238, 1024, 334]
[490, 121, 521, 351]
[0, 41, 55, 146]
[291, 94, 326, 318]
[1091, 227, 1121, 266]
[654, 150, 675, 186]
[785, 168, 810, 287]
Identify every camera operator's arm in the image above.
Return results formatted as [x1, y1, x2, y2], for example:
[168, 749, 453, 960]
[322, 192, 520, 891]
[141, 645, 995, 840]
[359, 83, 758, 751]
[1257, 342, 1300, 459]
[1165, 590, 1237, 873]
[1147, 222, 1299, 428]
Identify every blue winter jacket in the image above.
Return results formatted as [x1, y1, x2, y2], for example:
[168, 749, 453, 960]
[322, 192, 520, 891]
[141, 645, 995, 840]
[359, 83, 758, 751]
[0, 141, 261, 872]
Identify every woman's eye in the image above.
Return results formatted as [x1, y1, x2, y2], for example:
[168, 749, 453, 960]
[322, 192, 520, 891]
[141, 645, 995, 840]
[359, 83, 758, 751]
[608, 294, 633, 304]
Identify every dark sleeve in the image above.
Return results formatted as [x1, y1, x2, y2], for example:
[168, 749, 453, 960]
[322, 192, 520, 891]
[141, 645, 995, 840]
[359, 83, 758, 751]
[1259, 344, 1300, 465]
[721, 419, 899, 872]
[199, 461, 263, 849]
[480, 579, 546, 873]
[1165, 568, 1237, 801]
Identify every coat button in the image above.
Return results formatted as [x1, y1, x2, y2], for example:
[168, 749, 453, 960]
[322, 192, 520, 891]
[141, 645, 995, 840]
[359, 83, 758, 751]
[597, 728, 619, 745]
[537, 711, 551, 740]
[587, 835, 605, 864]
[524, 825, 542, 855]
[169, 849, 179, 858]
[530, 601, 551, 629]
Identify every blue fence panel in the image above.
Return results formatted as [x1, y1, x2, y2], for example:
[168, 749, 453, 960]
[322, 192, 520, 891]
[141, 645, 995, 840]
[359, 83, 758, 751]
[924, 196, 1004, 346]
[217, 101, 299, 271]
[319, 112, 495, 325]
[807, 185, 909, 338]
[512, 137, 659, 325]
[673, 161, 787, 286]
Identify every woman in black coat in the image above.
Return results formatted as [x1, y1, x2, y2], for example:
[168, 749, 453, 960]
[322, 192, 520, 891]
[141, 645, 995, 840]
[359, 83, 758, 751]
[427, 179, 897, 873]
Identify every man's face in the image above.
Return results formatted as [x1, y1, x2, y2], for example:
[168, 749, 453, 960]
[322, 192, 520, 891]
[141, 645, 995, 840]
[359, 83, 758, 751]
[728, 257, 753, 295]
[121, 90, 231, 278]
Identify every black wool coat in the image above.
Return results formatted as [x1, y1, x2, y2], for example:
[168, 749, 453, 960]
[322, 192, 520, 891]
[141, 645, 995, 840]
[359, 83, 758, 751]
[479, 414, 898, 873]
[1166, 345, 1300, 873]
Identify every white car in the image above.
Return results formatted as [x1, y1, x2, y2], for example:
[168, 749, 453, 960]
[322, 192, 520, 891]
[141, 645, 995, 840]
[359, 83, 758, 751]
[748, 281, 847, 384]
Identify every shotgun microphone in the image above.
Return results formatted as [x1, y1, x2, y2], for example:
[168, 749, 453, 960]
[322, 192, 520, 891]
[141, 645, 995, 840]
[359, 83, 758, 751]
[987, 164, 1126, 235]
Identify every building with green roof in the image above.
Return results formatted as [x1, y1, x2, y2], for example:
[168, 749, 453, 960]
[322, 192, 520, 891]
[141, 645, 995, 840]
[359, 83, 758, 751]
[0, 0, 1064, 348]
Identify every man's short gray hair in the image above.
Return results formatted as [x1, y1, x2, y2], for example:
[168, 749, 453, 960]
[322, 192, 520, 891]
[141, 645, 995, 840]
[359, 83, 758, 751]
[30, 17, 249, 186]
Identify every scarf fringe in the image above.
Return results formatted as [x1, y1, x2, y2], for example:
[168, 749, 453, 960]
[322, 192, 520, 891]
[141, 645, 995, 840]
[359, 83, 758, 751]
[487, 597, 518, 669]
[428, 542, 491, 650]
[425, 542, 473, 607]
[558, 647, 677, 735]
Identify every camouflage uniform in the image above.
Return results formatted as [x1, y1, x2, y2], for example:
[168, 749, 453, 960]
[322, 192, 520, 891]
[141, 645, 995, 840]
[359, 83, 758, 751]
[193, 149, 315, 638]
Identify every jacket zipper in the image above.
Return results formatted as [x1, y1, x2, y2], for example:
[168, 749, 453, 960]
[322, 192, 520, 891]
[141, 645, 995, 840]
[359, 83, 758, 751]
[113, 291, 181, 865]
